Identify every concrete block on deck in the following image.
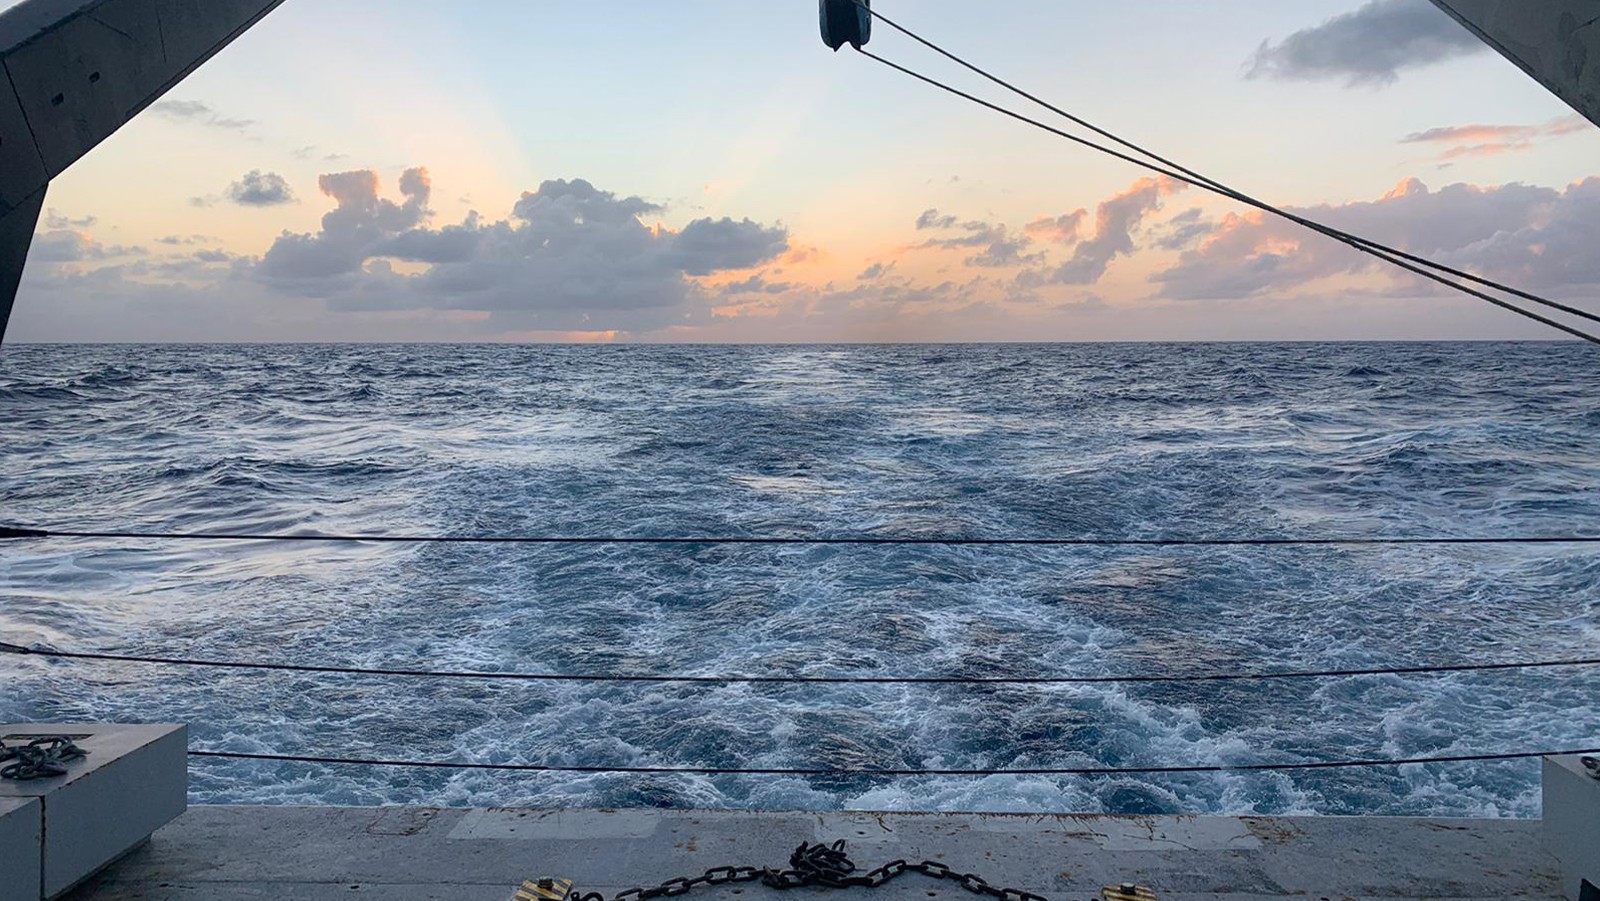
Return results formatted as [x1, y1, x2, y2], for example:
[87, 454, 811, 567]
[1545, 755, 1600, 901]
[0, 798, 42, 901]
[0, 724, 186, 899]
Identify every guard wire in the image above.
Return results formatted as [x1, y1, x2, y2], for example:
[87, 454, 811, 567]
[187, 746, 1600, 777]
[852, 0, 1600, 329]
[7, 525, 1600, 547]
[7, 642, 1600, 686]
[847, 43, 1600, 344]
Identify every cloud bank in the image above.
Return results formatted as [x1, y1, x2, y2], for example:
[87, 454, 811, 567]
[18, 165, 1600, 343]
[251, 170, 788, 332]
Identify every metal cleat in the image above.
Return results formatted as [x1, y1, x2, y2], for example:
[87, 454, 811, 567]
[515, 878, 574, 901]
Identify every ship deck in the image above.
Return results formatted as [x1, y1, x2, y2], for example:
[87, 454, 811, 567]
[64, 807, 1565, 901]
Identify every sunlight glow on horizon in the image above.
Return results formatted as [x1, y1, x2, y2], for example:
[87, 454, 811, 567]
[11, 0, 1600, 343]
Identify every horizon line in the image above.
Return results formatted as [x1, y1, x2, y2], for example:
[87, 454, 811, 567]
[0, 338, 1581, 348]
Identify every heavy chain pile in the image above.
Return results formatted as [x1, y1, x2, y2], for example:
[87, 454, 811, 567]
[573, 840, 1049, 901]
[0, 736, 88, 781]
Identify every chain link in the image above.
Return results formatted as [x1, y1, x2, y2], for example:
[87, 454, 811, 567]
[0, 735, 88, 781]
[572, 840, 1050, 901]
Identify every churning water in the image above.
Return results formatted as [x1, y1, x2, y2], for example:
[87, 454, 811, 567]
[1, 342, 1597, 816]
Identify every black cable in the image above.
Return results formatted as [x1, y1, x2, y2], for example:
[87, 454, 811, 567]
[853, 2, 1600, 330]
[843, 42, 1600, 344]
[187, 746, 1600, 777]
[855, 48, 1600, 346]
[7, 642, 1600, 686]
[7, 526, 1600, 547]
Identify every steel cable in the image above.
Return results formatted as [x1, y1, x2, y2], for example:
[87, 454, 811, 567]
[7, 526, 1600, 547]
[7, 642, 1600, 686]
[842, 5, 1600, 343]
[188, 746, 1600, 777]
[854, 1, 1600, 326]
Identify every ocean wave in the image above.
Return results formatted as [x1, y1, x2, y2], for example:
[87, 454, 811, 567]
[1, 342, 1597, 817]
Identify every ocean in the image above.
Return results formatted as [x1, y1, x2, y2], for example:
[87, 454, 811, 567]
[1, 342, 1597, 816]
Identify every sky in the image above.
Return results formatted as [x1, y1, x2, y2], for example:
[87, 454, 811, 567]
[7, 0, 1600, 343]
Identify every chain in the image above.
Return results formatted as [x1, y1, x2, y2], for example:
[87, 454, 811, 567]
[0, 736, 89, 781]
[573, 841, 1050, 901]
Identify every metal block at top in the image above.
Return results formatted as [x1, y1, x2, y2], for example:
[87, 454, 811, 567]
[0, 1, 98, 55]
[152, 0, 285, 82]
[1430, 0, 1600, 128]
[0, 798, 42, 901]
[2, 0, 167, 177]
[0, 70, 49, 215]
[1544, 755, 1600, 901]
[0, 724, 187, 899]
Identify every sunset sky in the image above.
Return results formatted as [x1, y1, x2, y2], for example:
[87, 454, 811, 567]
[7, 0, 1600, 343]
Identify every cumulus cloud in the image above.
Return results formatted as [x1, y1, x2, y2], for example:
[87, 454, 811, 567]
[1049, 177, 1186, 285]
[227, 171, 296, 207]
[259, 168, 433, 282]
[148, 100, 255, 131]
[1154, 177, 1600, 300]
[668, 216, 791, 276]
[1400, 115, 1590, 162]
[254, 171, 787, 332]
[1248, 0, 1484, 86]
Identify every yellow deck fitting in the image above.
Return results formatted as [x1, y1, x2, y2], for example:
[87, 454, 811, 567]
[1101, 884, 1159, 901]
[515, 878, 574, 901]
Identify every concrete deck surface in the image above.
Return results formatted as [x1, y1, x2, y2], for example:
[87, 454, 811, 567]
[65, 807, 1565, 901]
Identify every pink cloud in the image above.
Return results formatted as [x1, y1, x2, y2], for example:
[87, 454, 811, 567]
[1400, 115, 1589, 163]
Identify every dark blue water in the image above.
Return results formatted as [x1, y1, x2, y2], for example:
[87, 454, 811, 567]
[1, 343, 1597, 816]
